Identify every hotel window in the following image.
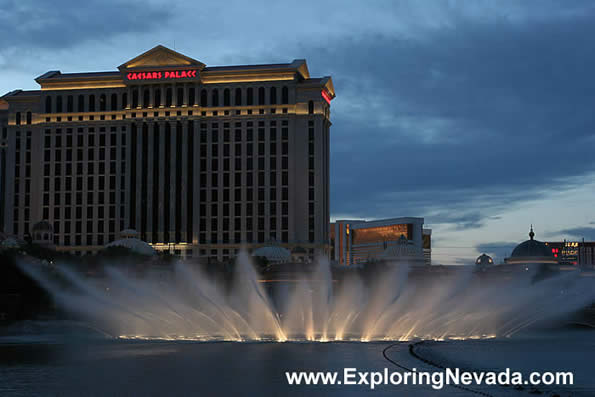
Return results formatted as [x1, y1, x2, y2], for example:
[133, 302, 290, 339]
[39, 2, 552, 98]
[164, 87, 172, 107]
[200, 89, 207, 106]
[189, 87, 195, 106]
[177, 87, 184, 106]
[235, 88, 242, 106]
[281, 86, 288, 104]
[270, 87, 277, 104]
[211, 89, 219, 107]
[308, 100, 314, 114]
[56, 96, 63, 112]
[258, 87, 265, 105]
[132, 90, 139, 108]
[67, 95, 73, 112]
[121, 93, 127, 109]
[223, 88, 230, 106]
[100, 94, 106, 111]
[78, 95, 84, 112]
[152, 89, 160, 107]
[111, 93, 118, 110]
[89, 95, 96, 112]
[143, 89, 150, 108]
[45, 97, 52, 113]
[247, 88, 254, 105]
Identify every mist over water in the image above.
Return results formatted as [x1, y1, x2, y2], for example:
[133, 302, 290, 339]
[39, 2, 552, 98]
[17, 254, 595, 342]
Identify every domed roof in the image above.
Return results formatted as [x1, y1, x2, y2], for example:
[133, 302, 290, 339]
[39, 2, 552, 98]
[105, 238, 156, 256]
[32, 221, 53, 232]
[252, 246, 291, 263]
[476, 253, 494, 266]
[510, 227, 553, 258]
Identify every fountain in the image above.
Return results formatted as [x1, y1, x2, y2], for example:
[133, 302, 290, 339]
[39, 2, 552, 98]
[16, 254, 595, 342]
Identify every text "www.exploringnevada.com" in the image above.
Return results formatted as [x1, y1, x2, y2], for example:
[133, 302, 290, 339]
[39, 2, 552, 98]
[285, 368, 573, 390]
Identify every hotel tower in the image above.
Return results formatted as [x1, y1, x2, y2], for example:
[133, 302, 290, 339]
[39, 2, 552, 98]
[0, 45, 334, 262]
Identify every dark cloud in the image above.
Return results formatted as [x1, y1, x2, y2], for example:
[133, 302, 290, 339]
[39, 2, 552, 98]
[550, 227, 595, 240]
[0, 0, 172, 50]
[293, 9, 595, 226]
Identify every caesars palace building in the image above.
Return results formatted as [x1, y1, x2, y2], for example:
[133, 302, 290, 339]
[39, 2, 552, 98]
[0, 45, 334, 261]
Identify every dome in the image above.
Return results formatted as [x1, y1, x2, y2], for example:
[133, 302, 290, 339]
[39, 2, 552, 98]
[505, 226, 557, 265]
[476, 253, 494, 266]
[510, 227, 553, 258]
[252, 246, 291, 263]
[32, 221, 53, 233]
[105, 238, 156, 256]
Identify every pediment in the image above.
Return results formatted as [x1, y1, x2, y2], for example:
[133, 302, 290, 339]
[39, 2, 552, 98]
[118, 45, 205, 70]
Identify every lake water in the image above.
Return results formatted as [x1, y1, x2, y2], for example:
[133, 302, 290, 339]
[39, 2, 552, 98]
[0, 323, 592, 396]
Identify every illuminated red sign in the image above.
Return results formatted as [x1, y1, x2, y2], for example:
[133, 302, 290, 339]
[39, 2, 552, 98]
[321, 90, 333, 105]
[125, 70, 198, 81]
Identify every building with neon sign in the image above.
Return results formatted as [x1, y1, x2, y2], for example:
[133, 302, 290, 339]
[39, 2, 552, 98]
[0, 45, 335, 262]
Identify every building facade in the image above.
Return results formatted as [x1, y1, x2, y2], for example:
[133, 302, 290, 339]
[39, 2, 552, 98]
[545, 240, 595, 267]
[0, 45, 334, 262]
[329, 217, 430, 266]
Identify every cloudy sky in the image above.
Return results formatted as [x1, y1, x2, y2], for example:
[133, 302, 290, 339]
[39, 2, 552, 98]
[2, 0, 594, 264]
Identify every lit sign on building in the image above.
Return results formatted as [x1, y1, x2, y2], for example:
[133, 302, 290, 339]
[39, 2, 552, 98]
[125, 70, 198, 81]
[321, 90, 333, 105]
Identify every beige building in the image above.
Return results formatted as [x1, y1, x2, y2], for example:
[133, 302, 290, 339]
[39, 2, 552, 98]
[0, 45, 334, 262]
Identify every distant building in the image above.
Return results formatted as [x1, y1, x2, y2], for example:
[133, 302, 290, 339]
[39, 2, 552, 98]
[329, 217, 429, 266]
[504, 226, 558, 266]
[545, 240, 595, 267]
[475, 253, 494, 267]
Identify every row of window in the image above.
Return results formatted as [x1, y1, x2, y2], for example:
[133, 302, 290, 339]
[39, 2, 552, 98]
[44, 86, 292, 113]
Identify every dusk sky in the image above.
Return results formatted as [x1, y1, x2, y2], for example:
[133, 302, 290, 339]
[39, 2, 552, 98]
[2, 0, 594, 264]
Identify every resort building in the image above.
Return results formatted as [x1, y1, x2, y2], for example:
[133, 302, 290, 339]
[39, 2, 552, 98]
[0, 45, 334, 262]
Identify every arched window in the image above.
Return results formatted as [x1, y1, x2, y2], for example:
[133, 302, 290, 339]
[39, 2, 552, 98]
[308, 100, 314, 114]
[121, 93, 128, 109]
[89, 95, 95, 112]
[235, 88, 242, 106]
[26, 111, 32, 125]
[177, 87, 184, 106]
[223, 88, 230, 106]
[211, 89, 219, 106]
[269, 87, 277, 104]
[56, 96, 63, 112]
[188, 87, 195, 105]
[166, 88, 172, 107]
[281, 86, 289, 104]
[200, 89, 207, 107]
[99, 94, 106, 111]
[154, 89, 161, 107]
[132, 90, 139, 108]
[143, 89, 150, 108]
[78, 95, 84, 112]
[45, 96, 52, 113]
[15, 112, 21, 125]
[67, 95, 73, 112]
[258, 87, 265, 105]
[111, 93, 118, 110]
[247, 88, 254, 105]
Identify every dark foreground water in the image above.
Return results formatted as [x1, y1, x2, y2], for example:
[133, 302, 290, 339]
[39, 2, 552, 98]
[0, 324, 593, 396]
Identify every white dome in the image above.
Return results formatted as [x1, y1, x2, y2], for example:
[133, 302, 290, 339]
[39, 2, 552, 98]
[105, 238, 156, 256]
[251, 246, 291, 263]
